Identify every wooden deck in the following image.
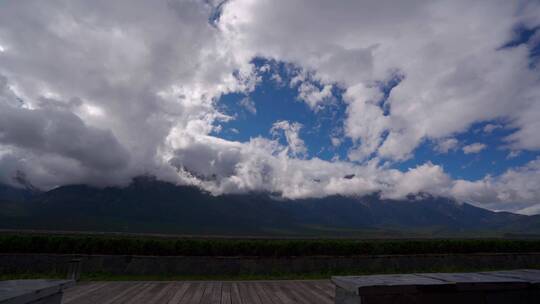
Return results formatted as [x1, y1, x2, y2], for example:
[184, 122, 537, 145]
[62, 280, 335, 304]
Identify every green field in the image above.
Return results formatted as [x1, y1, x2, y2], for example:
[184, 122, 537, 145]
[3, 265, 540, 282]
[2, 233, 540, 256]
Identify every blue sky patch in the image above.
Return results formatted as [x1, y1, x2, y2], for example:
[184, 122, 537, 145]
[214, 58, 353, 161]
[215, 58, 540, 181]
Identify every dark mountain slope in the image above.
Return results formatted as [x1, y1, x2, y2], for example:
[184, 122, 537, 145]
[0, 178, 536, 237]
[0, 183, 37, 202]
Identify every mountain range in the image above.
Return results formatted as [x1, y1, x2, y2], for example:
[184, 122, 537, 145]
[1, 176, 539, 238]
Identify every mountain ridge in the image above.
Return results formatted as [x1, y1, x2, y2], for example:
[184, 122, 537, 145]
[0, 177, 536, 237]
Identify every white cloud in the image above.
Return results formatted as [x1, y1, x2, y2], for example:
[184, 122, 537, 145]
[271, 73, 283, 84]
[220, 0, 540, 160]
[507, 150, 521, 159]
[516, 204, 540, 216]
[0, 0, 539, 214]
[331, 137, 341, 147]
[483, 123, 502, 133]
[270, 120, 307, 157]
[0, 0, 258, 187]
[344, 83, 388, 161]
[297, 82, 333, 110]
[451, 157, 540, 214]
[434, 138, 459, 154]
[384, 163, 453, 200]
[239, 97, 256, 114]
[165, 132, 455, 200]
[462, 143, 487, 154]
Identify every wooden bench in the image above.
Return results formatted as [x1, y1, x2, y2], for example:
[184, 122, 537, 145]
[0, 280, 74, 304]
[332, 269, 540, 304]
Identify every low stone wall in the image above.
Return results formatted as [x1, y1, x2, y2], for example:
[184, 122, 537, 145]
[1, 253, 540, 276]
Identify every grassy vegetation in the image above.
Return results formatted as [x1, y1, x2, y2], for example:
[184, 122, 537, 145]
[3, 264, 540, 282]
[2, 234, 540, 256]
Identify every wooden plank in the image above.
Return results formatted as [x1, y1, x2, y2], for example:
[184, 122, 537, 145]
[298, 281, 332, 304]
[230, 283, 243, 304]
[267, 282, 294, 304]
[239, 282, 262, 304]
[68, 282, 128, 304]
[277, 282, 311, 304]
[211, 282, 222, 304]
[130, 282, 168, 304]
[177, 283, 199, 304]
[199, 282, 215, 304]
[148, 282, 178, 304]
[292, 282, 330, 304]
[315, 281, 334, 294]
[252, 282, 275, 304]
[185, 282, 206, 304]
[288, 282, 314, 303]
[167, 282, 191, 304]
[221, 283, 232, 304]
[310, 281, 334, 299]
[114, 283, 157, 304]
[260, 282, 288, 304]
[62, 283, 93, 301]
[63, 282, 108, 303]
[236, 283, 249, 304]
[100, 282, 144, 304]
[63, 280, 338, 304]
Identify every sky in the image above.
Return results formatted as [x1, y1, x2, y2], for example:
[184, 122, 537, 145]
[0, 0, 540, 214]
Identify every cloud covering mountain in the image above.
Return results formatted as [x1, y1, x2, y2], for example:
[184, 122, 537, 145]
[0, 0, 540, 214]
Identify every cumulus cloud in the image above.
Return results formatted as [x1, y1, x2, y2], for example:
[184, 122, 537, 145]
[0, 0, 257, 187]
[297, 82, 333, 110]
[483, 124, 502, 133]
[289, 71, 334, 110]
[384, 163, 453, 200]
[165, 132, 455, 200]
[451, 157, 540, 214]
[270, 120, 307, 157]
[462, 143, 487, 154]
[238, 97, 256, 114]
[344, 84, 388, 161]
[434, 138, 459, 154]
[331, 137, 342, 148]
[507, 150, 521, 159]
[0, 105, 129, 171]
[0, 0, 539, 214]
[220, 0, 540, 160]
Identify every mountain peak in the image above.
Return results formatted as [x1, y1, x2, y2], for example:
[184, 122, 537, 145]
[0, 180, 534, 237]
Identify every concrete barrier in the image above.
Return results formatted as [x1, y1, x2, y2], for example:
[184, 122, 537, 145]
[332, 270, 540, 304]
[1, 253, 540, 276]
